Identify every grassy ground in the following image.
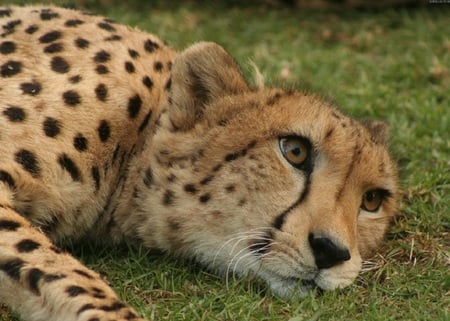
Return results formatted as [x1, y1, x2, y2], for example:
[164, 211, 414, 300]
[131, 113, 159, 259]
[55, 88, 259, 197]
[1, 0, 449, 320]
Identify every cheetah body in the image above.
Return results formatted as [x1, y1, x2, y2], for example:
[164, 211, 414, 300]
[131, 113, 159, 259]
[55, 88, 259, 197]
[0, 6, 398, 321]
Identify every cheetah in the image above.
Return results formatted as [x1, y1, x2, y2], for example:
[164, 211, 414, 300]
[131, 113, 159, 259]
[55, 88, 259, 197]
[0, 5, 399, 321]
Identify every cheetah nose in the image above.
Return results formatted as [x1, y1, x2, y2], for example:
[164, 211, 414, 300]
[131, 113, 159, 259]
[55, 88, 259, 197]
[308, 233, 351, 269]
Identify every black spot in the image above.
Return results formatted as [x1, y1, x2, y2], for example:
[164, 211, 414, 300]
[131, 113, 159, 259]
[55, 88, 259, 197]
[2, 19, 21, 36]
[225, 184, 235, 193]
[66, 285, 87, 297]
[199, 193, 211, 203]
[163, 190, 175, 205]
[77, 304, 95, 315]
[212, 164, 223, 172]
[0, 170, 16, 189]
[105, 35, 121, 41]
[98, 120, 111, 142]
[128, 49, 139, 58]
[266, 92, 282, 106]
[58, 154, 81, 181]
[142, 76, 153, 89]
[0, 219, 20, 231]
[39, 30, 61, 43]
[92, 83, 108, 103]
[75, 37, 89, 49]
[92, 287, 106, 299]
[325, 128, 334, 138]
[125, 61, 135, 73]
[43, 117, 61, 137]
[225, 152, 239, 162]
[15, 149, 40, 177]
[200, 175, 213, 185]
[99, 301, 126, 312]
[65, 19, 84, 27]
[0, 41, 16, 54]
[97, 22, 116, 32]
[51, 56, 70, 73]
[88, 318, 100, 321]
[16, 239, 41, 253]
[40, 10, 59, 20]
[91, 166, 100, 191]
[0, 258, 24, 280]
[1, 60, 22, 77]
[125, 311, 138, 320]
[44, 42, 63, 54]
[165, 77, 172, 91]
[73, 133, 88, 151]
[73, 269, 94, 279]
[154, 61, 163, 72]
[143, 167, 153, 187]
[184, 184, 197, 194]
[0, 9, 12, 17]
[27, 268, 44, 294]
[63, 90, 81, 106]
[144, 39, 160, 53]
[127, 95, 142, 119]
[95, 64, 109, 74]
[94, 50, 110, 63]
[21, 81, 41, 96]
[43, 273, 66, 283]
[25, 25, 38, 34]
[167, 174, 176, 182]
[138, 110, 152, 133]
[69, 75, 81, 83]
[3, 106, 26, 122]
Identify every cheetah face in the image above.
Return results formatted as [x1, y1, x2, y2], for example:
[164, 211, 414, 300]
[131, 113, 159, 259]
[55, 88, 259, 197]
[136, 43, 398, 298]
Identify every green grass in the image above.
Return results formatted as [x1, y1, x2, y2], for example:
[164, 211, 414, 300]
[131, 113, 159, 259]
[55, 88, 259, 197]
[1, 1, 449, 320]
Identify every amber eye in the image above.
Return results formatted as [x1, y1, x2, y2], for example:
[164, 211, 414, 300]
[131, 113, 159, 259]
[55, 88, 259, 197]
[279, 136, 310, 168]
[361, 190, 385, 212]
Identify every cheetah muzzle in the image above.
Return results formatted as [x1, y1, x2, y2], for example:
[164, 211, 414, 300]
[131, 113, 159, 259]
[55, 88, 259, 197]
[0, 5, 399, 321]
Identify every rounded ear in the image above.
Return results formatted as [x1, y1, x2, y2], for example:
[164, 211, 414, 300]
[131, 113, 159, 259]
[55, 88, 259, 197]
[365, 120, 390, 145]
[168, 42, 249, 131]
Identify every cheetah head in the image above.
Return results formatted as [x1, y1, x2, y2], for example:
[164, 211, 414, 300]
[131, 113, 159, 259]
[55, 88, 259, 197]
[133, 42, 399, 298]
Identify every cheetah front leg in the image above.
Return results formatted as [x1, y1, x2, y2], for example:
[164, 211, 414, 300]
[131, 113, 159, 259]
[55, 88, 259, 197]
[0, 205, 146, 321]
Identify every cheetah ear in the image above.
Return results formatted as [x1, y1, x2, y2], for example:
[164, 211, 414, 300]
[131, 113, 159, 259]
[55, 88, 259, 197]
[365, 120, 390, 145]
[168, 42, 249, 130]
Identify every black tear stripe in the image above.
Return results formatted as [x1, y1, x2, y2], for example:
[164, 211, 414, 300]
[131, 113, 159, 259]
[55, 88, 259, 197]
[336, 142, 360, 201]
[273, 175, 311, 230]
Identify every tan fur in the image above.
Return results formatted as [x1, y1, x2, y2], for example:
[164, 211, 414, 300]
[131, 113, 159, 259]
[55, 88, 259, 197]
[0, 5, 398, 321]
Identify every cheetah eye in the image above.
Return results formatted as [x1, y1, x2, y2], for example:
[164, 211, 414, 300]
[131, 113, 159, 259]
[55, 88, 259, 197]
[279, 136, 311, 169]
[361, 189, 386, 212]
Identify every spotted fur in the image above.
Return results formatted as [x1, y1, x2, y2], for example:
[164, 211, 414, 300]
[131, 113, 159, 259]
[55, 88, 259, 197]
[0, 5, 398, 321]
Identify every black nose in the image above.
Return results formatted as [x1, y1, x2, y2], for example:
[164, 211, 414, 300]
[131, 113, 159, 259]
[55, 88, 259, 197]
[308, 233, 351, 269]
